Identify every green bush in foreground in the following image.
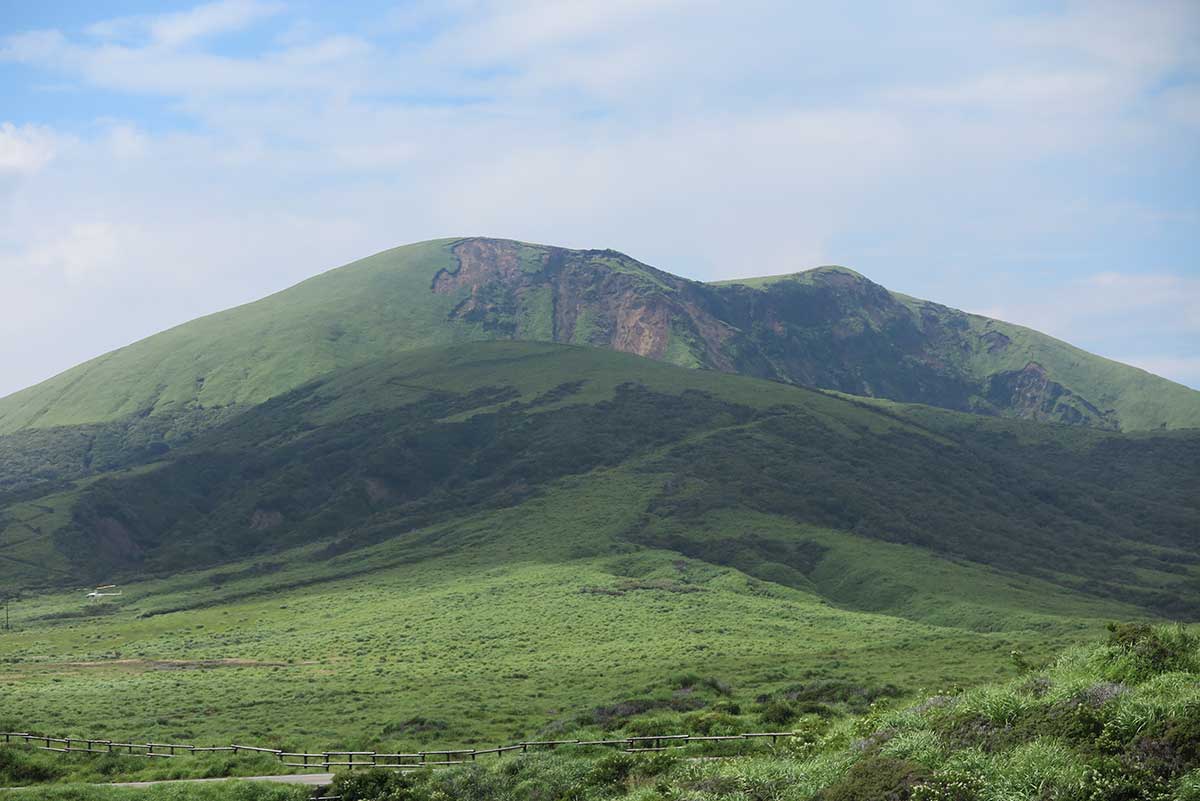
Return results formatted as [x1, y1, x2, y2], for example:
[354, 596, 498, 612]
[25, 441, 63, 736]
[325, 624, 1200, 801]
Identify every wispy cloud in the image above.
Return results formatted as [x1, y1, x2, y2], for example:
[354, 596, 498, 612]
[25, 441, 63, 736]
[0, 0, 1196, 394]
[0, 122, 61, 174]
[973, 272, 1200, 388]
[85, 0, 285, 47]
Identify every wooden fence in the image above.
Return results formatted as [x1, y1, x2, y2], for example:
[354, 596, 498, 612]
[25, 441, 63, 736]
[1, 730, 797, 770]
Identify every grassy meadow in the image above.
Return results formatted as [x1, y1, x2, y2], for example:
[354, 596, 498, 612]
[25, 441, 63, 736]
[0, 342, 1195, 796]
[2, 624, 1198, 800]
[0, 480, 1088, 759]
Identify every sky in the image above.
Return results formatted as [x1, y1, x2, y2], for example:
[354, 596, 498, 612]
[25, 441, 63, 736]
[0, 0, 1197, 397]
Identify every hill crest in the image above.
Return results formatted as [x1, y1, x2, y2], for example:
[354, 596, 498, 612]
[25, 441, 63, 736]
[1, 236, 1197, 435]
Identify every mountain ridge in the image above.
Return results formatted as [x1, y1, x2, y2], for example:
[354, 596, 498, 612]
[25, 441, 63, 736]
[2, 236, 1196, 436]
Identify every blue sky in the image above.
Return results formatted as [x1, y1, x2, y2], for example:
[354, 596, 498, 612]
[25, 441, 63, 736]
[1, 0, 1197, 396]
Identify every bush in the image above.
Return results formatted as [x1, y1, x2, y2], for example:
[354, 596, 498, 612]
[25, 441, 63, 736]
[586, 751, 636, 788]
[759, 700, 797, 727]
[684, 711, 742, 736]
[0, 747, 64, 784]
[332, 768, 426, 801]
[1102, 623, 1200, 683]
[817, 756, 931, 801]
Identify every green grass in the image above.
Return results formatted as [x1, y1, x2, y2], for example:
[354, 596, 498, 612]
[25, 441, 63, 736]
[0, 490, 1067, 755]
[0, 341, 1195, 793]
[9, 625, 1193, 799]
[0, 781, 307, 800]
[706, 264, 867, 289]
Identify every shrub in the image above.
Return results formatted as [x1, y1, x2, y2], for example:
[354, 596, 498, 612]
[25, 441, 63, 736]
[332, 767, 426, 801]
[817, 756, 931, 801]
[759, 700, 797, 727]
[1101, 623, 1200, 683]
[684, 710, 742, 736]
[0, 748, 64, 784]
[586, 751, 635, 788]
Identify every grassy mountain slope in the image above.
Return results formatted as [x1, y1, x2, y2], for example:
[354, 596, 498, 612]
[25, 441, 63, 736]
[1, 239, 1196, 445]
[0, 341, 1195, 792]
[3, 342, 1195, 620]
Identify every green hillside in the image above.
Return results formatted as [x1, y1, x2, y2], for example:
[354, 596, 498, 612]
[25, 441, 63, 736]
[0, 341, 1196, 795]
[1, 342, 1194, 615]
[1, 238, 1196, 452]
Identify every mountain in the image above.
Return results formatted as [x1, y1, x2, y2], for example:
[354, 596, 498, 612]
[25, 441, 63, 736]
[3, 341, 1197, 620]
[0, 339, 1196, 768]
[1, 237, 1197, 776]
[2, 238, 1196, 447]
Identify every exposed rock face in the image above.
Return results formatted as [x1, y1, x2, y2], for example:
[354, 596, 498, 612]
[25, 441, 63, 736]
[430, 238, 1128, 428]
[987, 362, 1118, 429]
[433, 239, 739, 366]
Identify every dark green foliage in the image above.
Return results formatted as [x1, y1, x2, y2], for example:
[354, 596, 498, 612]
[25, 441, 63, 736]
[329, 751, 677, 801]
[817, 756, 931, 801]
[759, 700, 799, 726]
[8, 341, 1196, 622]
[755, 679, 901, 725]
[585, 752, 636, 788]
[639, 410, 1200, 615]
[0, 745, 65, 784]
[685, 711, 743, 736]
[54, 382, 756, 578]
[0, 405, 233, 496]
[333, 768, 425, 801]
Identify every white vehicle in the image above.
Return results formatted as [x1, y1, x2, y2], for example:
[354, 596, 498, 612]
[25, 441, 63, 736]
[86, 584, 121, 601]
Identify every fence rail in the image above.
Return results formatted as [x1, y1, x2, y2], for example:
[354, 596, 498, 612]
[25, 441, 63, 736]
[1, 729, 797, 771]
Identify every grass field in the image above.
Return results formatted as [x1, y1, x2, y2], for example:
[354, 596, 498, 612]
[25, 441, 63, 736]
[0, 469, 1119, 783]
[0, 491, 1090, 756]
[3, 625, 1198, 800]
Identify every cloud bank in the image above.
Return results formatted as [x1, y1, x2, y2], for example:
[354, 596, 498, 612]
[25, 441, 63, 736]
[1, 0, 1197, 394]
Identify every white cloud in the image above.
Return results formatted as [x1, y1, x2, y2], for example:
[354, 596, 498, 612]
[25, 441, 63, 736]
[148, 0, 284, 47]
[974, 272, 1200, 337]
[1008, 0, 1200, 75]
[25, 222, 130, 284]
[970, 271, 1200, 387]
[105, 123, 149, 159]
[85, 0, 284, 48]
[0, 0, 1196, 397]
[0, 122, 60, 174]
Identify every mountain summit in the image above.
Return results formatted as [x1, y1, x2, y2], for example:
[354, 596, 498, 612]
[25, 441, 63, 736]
[2, 237, 1196, 435]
